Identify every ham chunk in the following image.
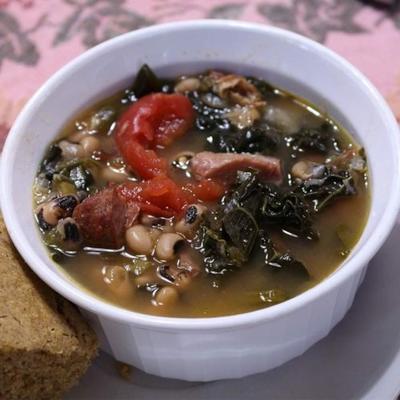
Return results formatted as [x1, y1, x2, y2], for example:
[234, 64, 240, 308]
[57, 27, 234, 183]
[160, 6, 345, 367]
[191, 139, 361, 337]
[190, 151, 282, 182]
[73, 187, 139, 248]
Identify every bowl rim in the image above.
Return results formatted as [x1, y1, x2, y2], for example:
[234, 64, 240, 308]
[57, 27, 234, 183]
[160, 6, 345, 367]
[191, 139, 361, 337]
[2, 19, 400, 330]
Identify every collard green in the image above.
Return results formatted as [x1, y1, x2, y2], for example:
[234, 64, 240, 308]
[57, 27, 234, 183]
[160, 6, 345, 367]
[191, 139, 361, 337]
[285, 123, 341, 155]
[194, 171, 311, 276]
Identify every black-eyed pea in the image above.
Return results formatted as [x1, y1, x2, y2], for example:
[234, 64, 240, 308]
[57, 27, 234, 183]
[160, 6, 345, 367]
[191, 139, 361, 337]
[103, 265, 126, 287]
[154, 286, 179, 306]
[80, 136, 101, 155]
[37, 202, 61, 227]
[103, 265, 133, 297]
[58, 140, 85, 159]
[174, 270, 192, 290]
[174, 77, 200, 93]
[149, 228, 162, 242]
[68, 131, 88, 143]
[155, 233, 184, 261]
[291, 160, 325, 181]
[135, 273, 157, 288]
[160, 223, 175, 234]
[36, 195, 79, 230]
[126, 225, 154, 255]
[56, 217, 81, 251]
[175, 204, 207, 237]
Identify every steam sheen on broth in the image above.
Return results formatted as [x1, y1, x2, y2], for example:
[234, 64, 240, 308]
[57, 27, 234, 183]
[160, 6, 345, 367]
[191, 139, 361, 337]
[33, 66, 370, 317]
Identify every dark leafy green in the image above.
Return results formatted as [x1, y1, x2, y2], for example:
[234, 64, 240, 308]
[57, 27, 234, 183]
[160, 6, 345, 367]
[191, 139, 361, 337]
[122, 64, 173, 103]
[52, 159, 98, 192]
[260, 234, 309, 278]
[195, 159, 359, 276]
[285, 123, 341, 155]
[188, 91, 231, 132]
[260, 184, 317, 240]
[296, 168, 356, 211]
[194, 171, 311, 276]
[40, 144, 62, 180]
[189, 85, 281, 155]
[184, 73, 283, 155]
[222, 170, 264, 215]
[130, 64, 162, 98]
[207, 125, 280, 154]
[68, 165, 93, 191]
[194, 223, 247, 274]
[193, 172, 262, 274]
[223, 207, 259, 257]
[89, 106, 116, 134]
[39, 148, 96, 192]
[246, 76, 277, 99]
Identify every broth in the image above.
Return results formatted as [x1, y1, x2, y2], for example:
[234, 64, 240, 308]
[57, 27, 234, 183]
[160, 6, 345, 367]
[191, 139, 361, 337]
[33, 68, 369, 317]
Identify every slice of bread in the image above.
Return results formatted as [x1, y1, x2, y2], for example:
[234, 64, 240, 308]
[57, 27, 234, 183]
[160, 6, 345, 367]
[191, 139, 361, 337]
[0, 216, 98, 400]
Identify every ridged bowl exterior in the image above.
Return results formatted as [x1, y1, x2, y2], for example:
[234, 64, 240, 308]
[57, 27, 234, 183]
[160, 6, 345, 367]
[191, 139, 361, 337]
[82, 265, 367, 381]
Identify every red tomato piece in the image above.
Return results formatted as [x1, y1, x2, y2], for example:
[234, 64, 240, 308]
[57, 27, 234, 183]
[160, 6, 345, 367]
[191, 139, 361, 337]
[116, 176, 193, 218]
[122, 139, 168, 180]
[185, 179, 226, 202]
[139, 203, 173, 218]
[115, 93, 194, 178]
[141, 176, 190, 213]
[116, 181, 173, 217]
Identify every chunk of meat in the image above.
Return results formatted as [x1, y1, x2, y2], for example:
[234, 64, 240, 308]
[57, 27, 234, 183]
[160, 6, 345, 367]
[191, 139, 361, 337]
[73, 187, 139, 248]
[190, 151, 282, 183]
[225, 105, 261, 129]
[125, 201, 141, 229]
[213, 73, 266, 107]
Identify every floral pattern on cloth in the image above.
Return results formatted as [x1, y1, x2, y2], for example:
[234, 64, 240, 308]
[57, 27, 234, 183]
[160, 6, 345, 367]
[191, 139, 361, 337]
[0, 0, 400, 150]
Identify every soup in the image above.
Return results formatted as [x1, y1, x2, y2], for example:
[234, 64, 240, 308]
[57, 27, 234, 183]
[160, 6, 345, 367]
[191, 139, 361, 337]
[33, 66, 370, 317]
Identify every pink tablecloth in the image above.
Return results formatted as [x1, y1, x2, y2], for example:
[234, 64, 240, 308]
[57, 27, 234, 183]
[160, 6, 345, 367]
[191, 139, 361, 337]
[1, 0, 400, 150]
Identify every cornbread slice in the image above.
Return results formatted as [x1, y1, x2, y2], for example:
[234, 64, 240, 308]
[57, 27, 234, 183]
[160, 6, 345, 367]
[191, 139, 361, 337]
[0, 216, 98, 400]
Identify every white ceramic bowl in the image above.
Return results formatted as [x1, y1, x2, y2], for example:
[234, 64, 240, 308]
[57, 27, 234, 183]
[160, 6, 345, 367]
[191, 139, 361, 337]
[1, 20, 400, 382]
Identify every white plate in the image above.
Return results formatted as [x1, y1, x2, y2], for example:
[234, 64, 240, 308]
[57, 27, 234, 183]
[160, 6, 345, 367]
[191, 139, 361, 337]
[66, 216, 400, 400]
